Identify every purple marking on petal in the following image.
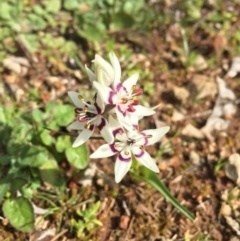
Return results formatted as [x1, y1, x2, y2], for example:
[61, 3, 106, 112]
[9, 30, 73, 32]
[117, 105, 126, 117]
[134, 149, 144, 158]
[119, 153, 131, 162]
[93, 93, 102, 114]
[109, 143, 119, 153]
[97, 117, 106, 131]
[113, 127, 124, 137]
[140, 133, 148, 146]
[108, 91, 116, 104]
[133, 124, 138, 130]
[75, 108, 83, 114]
[94, 102, 101, 114]
[116, 83, 127, 93]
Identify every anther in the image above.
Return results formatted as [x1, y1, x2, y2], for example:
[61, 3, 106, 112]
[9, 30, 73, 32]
[124, 151, 129, 155]
[131, 85, 136, 91]
[146, 135, 152, 138]
[78, 95, 84, 101]
[121, 98, 127, 104]
[139, 146, 144, 150]
[114, 144, 120, 149]
[84, 106, 88, 112]
[85, 123, 91, 129]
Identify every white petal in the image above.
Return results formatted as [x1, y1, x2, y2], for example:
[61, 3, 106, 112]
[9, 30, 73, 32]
[141, 126, 170, 145]
[85, 65, 96, 83]
[108, 115, 124, 136]
[109, 52, 121, 88]
[129, 115, 139, 130]
[132, 148, 159, 173]
[93, 81, 117, 104]
[116, 110, 135, 132]
[96, 117, 114, 144]
[98, 68, 111, 86]
[109, 115, 122, 129]
[100, 127, 114, 144]
[115, 132, 127, 142]
[115, 150, 132, 183]
[122, 73, 139, 91]
[72, 128, 94, 147]
[68, 121, 85, 130]
[127, 130, 139, 140]
[94, 93, 105, 114]
[130, 105, 155, 116]
[68, 91, 85, 108]
[94, 54, 114, 86]
[90, 144, 118, 158]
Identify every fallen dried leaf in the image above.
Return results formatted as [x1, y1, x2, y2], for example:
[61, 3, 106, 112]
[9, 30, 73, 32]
[173, 86, 190, 104]
[226, 57, 240, 78]
[3, 56, 29, 75]
[181, 123, 205, 139]
[190, 74, 217, 99]
[119, 215, 130, 230]
[201, 77, 236, 140]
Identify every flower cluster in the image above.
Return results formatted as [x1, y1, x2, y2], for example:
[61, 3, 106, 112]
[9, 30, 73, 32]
[68, 53, 170, 183]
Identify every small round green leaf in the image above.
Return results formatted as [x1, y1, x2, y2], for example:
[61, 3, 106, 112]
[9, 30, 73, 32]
[18, 145, 48, 167]
[1, 3, 11, 19]
[79, 24, 105, 42]
[39, 159, 65, 187]
[110, 12, 134, 30]
[63, 0, 79, 10]
[40, 129, 55, 146]
[3, 197, 34, 232]
[44, 0, 61, 13]
[32, 109, 45, 122]
[55, 105, 75, 126]
[65, 144, 88, 169]
[56, 135, 71, 152]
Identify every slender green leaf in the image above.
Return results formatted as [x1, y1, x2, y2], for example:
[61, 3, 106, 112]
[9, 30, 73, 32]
[136, 167, 195, 221]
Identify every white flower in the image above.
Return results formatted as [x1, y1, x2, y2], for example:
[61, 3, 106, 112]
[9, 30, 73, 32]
[90, 116, 170, 183]
[93, 53, 155, 130]
[85, 53, 120, 86]
[68, 91, 113, 147]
